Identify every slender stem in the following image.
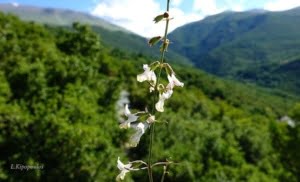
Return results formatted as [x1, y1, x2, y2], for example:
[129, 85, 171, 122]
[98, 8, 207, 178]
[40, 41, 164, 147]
[147, 123, 155, 182]
[160, 166, 168, 182]
[147, 1, 171, 182]
[151, 161, 176, 168]
[130, 160, 148, 166]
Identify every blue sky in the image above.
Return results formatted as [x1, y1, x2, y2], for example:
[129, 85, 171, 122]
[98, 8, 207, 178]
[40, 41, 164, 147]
[1, 0, 300, 37]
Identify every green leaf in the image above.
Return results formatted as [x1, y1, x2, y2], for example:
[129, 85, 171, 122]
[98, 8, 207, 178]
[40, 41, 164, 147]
[153, 14, 165, 23]
[148, 36, 162, 47]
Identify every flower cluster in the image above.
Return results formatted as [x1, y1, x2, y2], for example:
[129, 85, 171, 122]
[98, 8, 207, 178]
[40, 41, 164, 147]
[137, 63, 184, 112]
[119, 62, 183, 149]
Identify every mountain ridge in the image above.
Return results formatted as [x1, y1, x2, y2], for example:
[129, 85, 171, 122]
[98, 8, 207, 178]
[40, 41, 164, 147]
[169, 7, 300, 94]
[0, 3, 128, 32]
[0, 3, 192, 65]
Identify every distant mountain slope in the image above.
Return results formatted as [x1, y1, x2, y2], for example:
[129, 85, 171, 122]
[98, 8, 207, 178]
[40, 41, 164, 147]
[0, 3, 126, 31]
[169, 8, 300, 94]
[0, 3, 191, 65]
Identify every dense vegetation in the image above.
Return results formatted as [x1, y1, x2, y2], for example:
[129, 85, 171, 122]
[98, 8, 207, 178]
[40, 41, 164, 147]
[0, 12, 299, 182]
[0, 3, 191, 66]
[169, 8, 300, 95]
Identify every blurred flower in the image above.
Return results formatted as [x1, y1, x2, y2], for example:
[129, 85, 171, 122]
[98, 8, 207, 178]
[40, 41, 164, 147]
[116, 157, 133, 181]
[167, 73, 184, 90]
[130, 122, 149, 147]
[149, 86, 155, 93]
[137, 64, 157, 85]
[147, 115, 156, 124]
[119, 104, 139, 129]
[155, 89, 173, 112]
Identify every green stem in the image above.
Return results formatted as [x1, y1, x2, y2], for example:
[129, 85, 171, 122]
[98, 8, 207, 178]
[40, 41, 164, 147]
[160, 166, 168, 182]
[147, 1, 171, 182]
[147, 123, 155, 182]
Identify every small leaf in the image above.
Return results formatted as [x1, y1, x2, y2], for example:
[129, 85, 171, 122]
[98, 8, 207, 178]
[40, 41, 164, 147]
[153, 14, 165, 23]
[148, 36, 162, 47]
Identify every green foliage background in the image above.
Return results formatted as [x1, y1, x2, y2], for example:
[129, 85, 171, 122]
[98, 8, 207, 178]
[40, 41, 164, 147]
[0, 13, 299, 181]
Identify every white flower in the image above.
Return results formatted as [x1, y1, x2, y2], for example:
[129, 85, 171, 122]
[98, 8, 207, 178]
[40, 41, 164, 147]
[146, 115, 156, 124]
[116, 157, 133, 181]
[129, 122, 149, 147]
[155, 89, 173, 112]
[137, 64, 157, 85]
[166, 73, 184, 90]
[149, 86, 155, 93]
[119, 104, 139, 129]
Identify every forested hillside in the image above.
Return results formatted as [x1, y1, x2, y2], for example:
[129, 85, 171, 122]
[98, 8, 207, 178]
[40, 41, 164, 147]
[169, 8, 300, 94]
[0, 3, 191, 66]
[0, 13, 299, 181]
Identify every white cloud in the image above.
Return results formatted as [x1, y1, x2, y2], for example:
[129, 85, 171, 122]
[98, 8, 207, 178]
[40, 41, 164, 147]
[193, 0, 224, 15]
[224, 0, 245, 12]
[91, 0, 202, 37]
[91, 0, 163, 37]
[265, 0, 300, 11]
[11, 2, 19, 7]
[169, 8, 203, 33]
[171, 0, 183, 7]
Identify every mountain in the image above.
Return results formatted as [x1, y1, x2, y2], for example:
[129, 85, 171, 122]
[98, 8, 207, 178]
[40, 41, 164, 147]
[169, 8, 300, 94]
[0, 3, 126, 31]
[0, 3, 191, 65]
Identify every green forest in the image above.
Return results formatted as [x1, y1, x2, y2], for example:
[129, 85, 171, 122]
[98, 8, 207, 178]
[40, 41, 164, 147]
[0, 12, 300, 181]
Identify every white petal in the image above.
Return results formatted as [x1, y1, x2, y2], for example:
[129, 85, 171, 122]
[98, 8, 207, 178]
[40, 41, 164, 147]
[116, 170, 128, 181]
[167, 74, 184, 89]
[155, 89, 173, 112]
[143, 64, 150, 71]
[147, 115, 156, 123]
[120, 105, 139, 129]
[149, 86, 155, 93]
[162, 89, 173, 99]
[155, 98, 165, 112]
[150, 71, 157, 84]
[124, 104, 131, 116]
[117, 157, 132, 170]
[119, 122, 130, 129]
[137, 72, 148, 82]
[137, 64, 157, 84]
[117, 157, 132, 181]
[137, 122, 146, 134]
[129, 122, 149, 147]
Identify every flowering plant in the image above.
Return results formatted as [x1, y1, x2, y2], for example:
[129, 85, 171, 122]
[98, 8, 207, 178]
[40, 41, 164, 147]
[117, 0, 183, 181]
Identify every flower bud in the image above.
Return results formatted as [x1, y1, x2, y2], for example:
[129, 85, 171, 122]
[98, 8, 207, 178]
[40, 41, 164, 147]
[163, 12, 169, 18]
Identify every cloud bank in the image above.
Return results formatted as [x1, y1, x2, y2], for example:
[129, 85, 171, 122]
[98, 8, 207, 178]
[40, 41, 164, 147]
[91, 0, 202, 37]
[91, 0, 300, 37]
[264, 0, 300, 11]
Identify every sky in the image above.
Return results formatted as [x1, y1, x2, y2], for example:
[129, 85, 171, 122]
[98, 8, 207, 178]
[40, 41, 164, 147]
[1, 0, 300, 37]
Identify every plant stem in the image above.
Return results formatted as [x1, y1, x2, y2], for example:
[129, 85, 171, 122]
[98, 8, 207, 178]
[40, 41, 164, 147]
[147, 1, 171, 182]
[147, 123, 155, 182]
[160, 166, 168, 182]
